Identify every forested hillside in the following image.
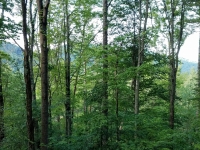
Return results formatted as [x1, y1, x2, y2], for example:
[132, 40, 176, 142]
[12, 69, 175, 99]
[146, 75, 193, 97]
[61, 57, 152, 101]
[0, 43, 23, 71]
[180, 59, 197, 73]
[0, 0, 200, 150]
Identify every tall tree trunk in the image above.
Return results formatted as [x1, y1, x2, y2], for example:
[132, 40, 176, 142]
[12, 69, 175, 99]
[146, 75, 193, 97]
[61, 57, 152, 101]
[63, 0, 72, 137]
[28, 1, 40, 148]
[198, 29, 200, 115]
[131, 0, 137, 112]
[36, 0, 50, 149]
[162, 1, 186, 149]
[0, 58, 4, 144]
[29, 0, 37, 104]
[133, 1, 149, 143]
[134, 0, 142, 115]
[0, 0, 5, 144]
[115, 53, 119, 142]
[163, 0, 176, 131]
[84, 61, 87, 114]
[168, 0, 185, 130]
[197, 2, 200, 116]
[169, 1, 176, 129]
[169, 60, 176, 130]
[168, 7, 176, 147]
[134, 0, 149, 115]
[21, 0, 35, 149]
[102, 0, 108, 148]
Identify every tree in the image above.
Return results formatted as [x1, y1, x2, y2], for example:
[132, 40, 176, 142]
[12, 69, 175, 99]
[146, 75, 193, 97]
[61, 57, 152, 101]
[2, 0, 200, 149]
[162, 0, 186, 130]
[0, 53, 4, 143]
[195, 0, 200, 116]
[63, 0, 72, 138]
[21, 0, 35, 149]
[0, 0, 7, 42]
[36, 0, 50, 149]
[101, 0, 108, 148]
[0, 0, 16, 144]
[134, 0, 149, 115]
[1, 0, 20, 45]
[156, 0, 188, 149]
[197, 11, 200, 115]
[0, 1, 6, 143]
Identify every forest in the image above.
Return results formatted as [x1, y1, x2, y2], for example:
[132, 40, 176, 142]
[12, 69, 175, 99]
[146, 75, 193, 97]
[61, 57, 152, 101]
[0, 0, 200, 150]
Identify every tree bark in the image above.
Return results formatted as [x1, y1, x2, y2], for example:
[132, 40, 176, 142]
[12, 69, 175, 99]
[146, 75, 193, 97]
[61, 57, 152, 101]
[102, 0, 108, 148]
[0, 58, 4, 144]
[21, 0, 35, 149]
[63, 0, 72, 137]
[28, 1, 40, 148]
[29, 0, 37, 104]
[198, 29, 200, 115]
[0, 0, 5, 144]
[167, 0, 185, 130]
[115, 53, 119, 142]
[134, 0, 142, 115]
[135, 0, 149, 115]
[161, 1, 186, 149]
[36, 0, 50, 149]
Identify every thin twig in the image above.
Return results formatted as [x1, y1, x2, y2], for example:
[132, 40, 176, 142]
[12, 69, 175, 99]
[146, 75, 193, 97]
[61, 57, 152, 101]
[4, 30, 24, 52]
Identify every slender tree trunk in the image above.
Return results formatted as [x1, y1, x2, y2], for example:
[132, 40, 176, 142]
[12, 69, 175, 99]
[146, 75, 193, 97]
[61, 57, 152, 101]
[162, 0, 176, 132]
[63, 0, 72, 137]
[115, 54, 119, 142]
[36, 0, 50, 149]
[132, 1, 149, 147]
[131, 0, 137, 111]
[29, 0, 37, 106]
[21, 1, 35, 149]
[162, 2, 185, 149]
[29, 1, 40, 149]
[84, 61, 87, 114]
[135, 0, 149, 115]
[198, 30, 200, 115]
[168, 0, 185, 130]
[169, 0, 176, 131]
[0, 58, 4, 144]
[196, 26, 200, 115]
[169, 61, 176, 130]
[135, 0, 141, 115]
[134, 2, 149, 144]
[198, 4, 200, 116]
[134, 0, 141, 115]
[0, 0, 5, 144]
[102, 0, 108, 148]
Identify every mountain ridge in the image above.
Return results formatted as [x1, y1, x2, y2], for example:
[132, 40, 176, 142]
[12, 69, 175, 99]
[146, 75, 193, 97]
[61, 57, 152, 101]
[180, 59, 197, 73]
[0, 43, 198, 73]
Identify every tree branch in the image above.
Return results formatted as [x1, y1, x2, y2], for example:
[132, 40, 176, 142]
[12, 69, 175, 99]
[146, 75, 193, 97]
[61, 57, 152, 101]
[108, 0, 113, 8]
[4, 30, 24, 52]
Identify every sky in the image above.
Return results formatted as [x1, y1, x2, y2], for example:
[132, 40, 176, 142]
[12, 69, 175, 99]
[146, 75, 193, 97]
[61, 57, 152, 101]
[3, 2, 199, 64]
[9, 17, 200, 63]
[5, 6, 199, 63]
[13, 32, 200, 63]
[15, 33, 199, 62]
[179, 31, 199, 62]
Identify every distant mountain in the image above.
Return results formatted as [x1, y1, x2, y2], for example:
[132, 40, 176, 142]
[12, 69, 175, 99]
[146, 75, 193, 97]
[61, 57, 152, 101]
[0, 43, 23, 71]
[0, 42, 23, 59]
[180, 59, 197, 73]
[0, 43, 198, 73]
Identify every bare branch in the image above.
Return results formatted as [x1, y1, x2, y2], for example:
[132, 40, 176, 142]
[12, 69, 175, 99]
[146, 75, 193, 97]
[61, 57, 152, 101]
[4, 30, 24, 52]
[108, 0, 113, 8]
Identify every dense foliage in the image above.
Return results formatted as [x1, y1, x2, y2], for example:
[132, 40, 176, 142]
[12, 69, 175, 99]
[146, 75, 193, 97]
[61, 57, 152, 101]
[0, 0, 200, 149]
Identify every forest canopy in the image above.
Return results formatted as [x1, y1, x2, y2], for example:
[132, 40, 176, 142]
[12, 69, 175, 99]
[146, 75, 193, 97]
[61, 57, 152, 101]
[0, 0, 200, 150]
